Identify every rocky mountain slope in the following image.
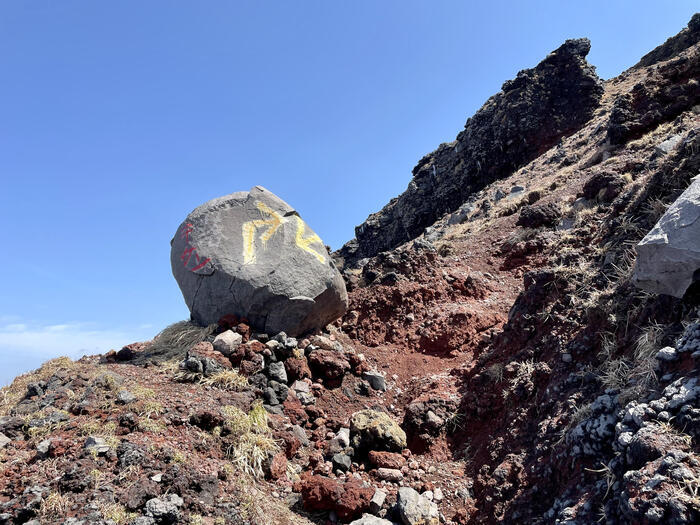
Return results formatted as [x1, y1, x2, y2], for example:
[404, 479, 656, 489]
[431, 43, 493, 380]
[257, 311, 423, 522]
[2, 13, 700, 525]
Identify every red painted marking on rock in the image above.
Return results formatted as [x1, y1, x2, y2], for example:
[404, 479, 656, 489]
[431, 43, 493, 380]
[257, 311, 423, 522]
[178, 223, 210, 273]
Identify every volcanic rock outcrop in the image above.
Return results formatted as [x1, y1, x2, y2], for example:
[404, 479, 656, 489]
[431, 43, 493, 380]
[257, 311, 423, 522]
[171, 186, 347, 336]
[634, 174, 700, 298]
[338, 38, 604, 265]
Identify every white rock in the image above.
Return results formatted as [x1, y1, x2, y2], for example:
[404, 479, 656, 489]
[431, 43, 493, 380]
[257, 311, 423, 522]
[656, 346, 678, 362]
[370, 488, 387, 514]
[654, 134, 683, 156]
[397, 487, 439, 525]
[349, 514, 393, 525]
[376, 468, 403, 482]
[336, 427, 351, 449]
[634, 175, 700, 298]
[213, 330, 243, 355]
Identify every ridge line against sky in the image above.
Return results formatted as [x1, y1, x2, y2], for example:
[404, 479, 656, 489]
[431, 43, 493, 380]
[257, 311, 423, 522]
[1, 1, 698, 385]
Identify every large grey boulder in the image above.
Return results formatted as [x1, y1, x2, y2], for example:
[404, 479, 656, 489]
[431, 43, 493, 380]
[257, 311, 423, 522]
[171, 186, 348, 336]
[633, 175, 700, 298]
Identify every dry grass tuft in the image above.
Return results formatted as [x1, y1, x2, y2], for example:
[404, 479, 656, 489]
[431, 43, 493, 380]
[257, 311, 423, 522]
[143, 320, 217, 361]
[97, 502, 136, 525]
[484, 363, 504, 383]
[222, 402, 280, 477]
[137, 417, 167, 435]
[40, 491, 71, 520]
[135, 399, 165, 419]
[201, 370, 249, 391]
[674, 469, 700, 507]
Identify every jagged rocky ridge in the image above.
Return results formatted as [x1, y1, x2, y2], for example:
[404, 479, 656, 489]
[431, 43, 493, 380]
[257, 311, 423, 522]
[338, 38, 604, 265]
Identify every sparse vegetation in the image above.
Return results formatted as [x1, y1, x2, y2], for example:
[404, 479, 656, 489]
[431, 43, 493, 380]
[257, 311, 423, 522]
[144, 320, 217, 361]
[137, 417, 167, 435]
[674, 470, 700, 508]
[0, 357, 76, 417]
[97, 502, 136, 525]
[200, 369, 249, 391]
[40, 491, 71, 521]
[135, 399, 165, 419]
[484, 363, 504, 383]
[222, 403, 280, 477]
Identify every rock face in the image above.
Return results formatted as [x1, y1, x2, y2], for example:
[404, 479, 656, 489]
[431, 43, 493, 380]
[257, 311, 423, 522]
[171, 186, 348, 336]
[636, 13, 700, 67]
[337, 38, 603, 265]
[607, 42, 700, 146]
[633, 175, 700, 298]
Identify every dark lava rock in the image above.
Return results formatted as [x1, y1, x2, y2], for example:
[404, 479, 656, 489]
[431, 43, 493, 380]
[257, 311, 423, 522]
[337, 38, 603, 264]
[516, 202, 562, 228]
[170, 185, 347, 336]
[582, 171, 628, 202]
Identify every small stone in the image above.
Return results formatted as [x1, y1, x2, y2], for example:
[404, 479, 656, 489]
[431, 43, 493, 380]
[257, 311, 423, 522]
[292, 424, 310, 447]
[368, 451, 406, 469]
[26, 382, 45, 398]
[0, 433, 10, 449]
[36, 439, 51, 457]
[84, 436, 110, 455]
[370, 488, 387, 514]
[654, 134, 683, 156]
[213, 330, 243, 356]
[267, 451, 288, 480]
[397, 486, 439, 525]
[297, 391, 316, 406]
[117, 389, 136, 404]
[349, 516, 393, 525]
[292, 380, 311, 393]
[656, 346, 678, 362]
[336, 428, 351, 448]
[376, 468, 403, 482]
[425, 411, 444, 429]
[350, 409, 407, 453]
[268, 361, 288, 384]
[263, 387, 280, 406]
[561, 353, 572, 363]
[332, 453, 352, 472]
[145, 494, 183, 522]
[362, 371, 387, 391]
[433, 488, 444, 502]
[130, 517, 156, 525]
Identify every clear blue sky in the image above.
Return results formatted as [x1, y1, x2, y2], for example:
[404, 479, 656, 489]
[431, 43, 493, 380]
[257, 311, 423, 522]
[1, 1, 697, 385]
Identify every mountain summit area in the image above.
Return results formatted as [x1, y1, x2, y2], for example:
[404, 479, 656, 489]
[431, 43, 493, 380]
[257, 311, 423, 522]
[2, 13, 700, 525]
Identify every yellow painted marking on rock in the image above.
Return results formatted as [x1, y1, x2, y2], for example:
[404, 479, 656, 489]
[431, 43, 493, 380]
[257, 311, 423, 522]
[255, 202, 284, 243]
[242, 201, 326, 265]
[242, 202, 287, 265]
[294, 216, 326, 263]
